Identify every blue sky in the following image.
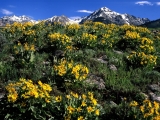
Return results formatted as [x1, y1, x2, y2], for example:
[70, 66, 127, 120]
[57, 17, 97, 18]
[0, 0, 159, 21]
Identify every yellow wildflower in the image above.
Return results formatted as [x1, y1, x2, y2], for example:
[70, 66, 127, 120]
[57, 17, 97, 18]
[81, 101, 87, 107]
[67, 106, 75, 114]
[154, 101, 159, 113]
[55, 95, 62, 102]
[66, 95, 71, 99]
[87, 106, 94, 113]
[95, 109, 100, 116]
[140, 106, 144, 113]
[71, 92, 78, 98]
[77, 107, 82, 112]
[82, 94, 87, 100]
[130, 101, 138, 107]
[45, 98, 50, 103]
[77, 116, 84, 120]
[91, 98, 97, 106]
[7, 93, 18, 102]
[64, 115, 71, 120]
[30, 44, 35, 51]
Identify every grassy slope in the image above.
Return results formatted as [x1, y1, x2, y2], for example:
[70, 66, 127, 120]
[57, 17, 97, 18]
[0, 22, 160, 119]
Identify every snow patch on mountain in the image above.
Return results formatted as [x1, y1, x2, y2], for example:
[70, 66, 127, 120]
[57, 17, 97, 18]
[80, 7, 150, 25]
[0, 7, 150, 26]
[69, 16, 86, 24]
[0, 15, 38, 26]
[1, 15, 36, 22]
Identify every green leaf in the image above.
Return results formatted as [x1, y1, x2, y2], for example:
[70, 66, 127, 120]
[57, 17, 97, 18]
[30, 52, 35, 62]
[48, 117, 54, 120]
[20, 108, 26, 113]
[42, 103, 46, 108]
[5, 113, 10, 119]
[29, 106, 35, 112]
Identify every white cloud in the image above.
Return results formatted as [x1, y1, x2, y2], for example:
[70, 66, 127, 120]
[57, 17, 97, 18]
[69, 16, 81, 20]
[135, 1, 153, 5]
[8, 5, 15, 8]
[1, 9, 13, 15]
[77, 10, 93, 13]
[156, 2, 160, 5]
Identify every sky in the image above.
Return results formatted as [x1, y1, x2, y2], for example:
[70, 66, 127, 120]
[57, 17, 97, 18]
[0, 0, 159, 21]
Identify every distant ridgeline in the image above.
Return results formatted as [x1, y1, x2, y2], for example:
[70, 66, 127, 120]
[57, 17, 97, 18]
[140, 19, 160, 29]
[0, 7, 153, 27]
[0, 7, 159, 28]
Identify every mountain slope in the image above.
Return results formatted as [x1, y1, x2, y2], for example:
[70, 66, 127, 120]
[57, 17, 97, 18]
[0, 7, 151, 26]
[80, 7, 150, 25]
[0, 15, 37, 26]
[140, 19, 160, 28]
[45, 15, 71, 25]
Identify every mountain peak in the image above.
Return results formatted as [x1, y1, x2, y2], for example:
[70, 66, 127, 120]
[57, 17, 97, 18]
[46, 15, 70, 25]
[100, 7, 112, 12]
[0, 15, 37, 26]
[0, 6, 151, 26]
[2, 15, 32, 20]
[80, 6, 150, 25]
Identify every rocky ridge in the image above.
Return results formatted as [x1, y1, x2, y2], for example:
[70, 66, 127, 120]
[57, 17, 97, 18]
[80, 7, 150, 25]
[0, 7, 151, 26]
